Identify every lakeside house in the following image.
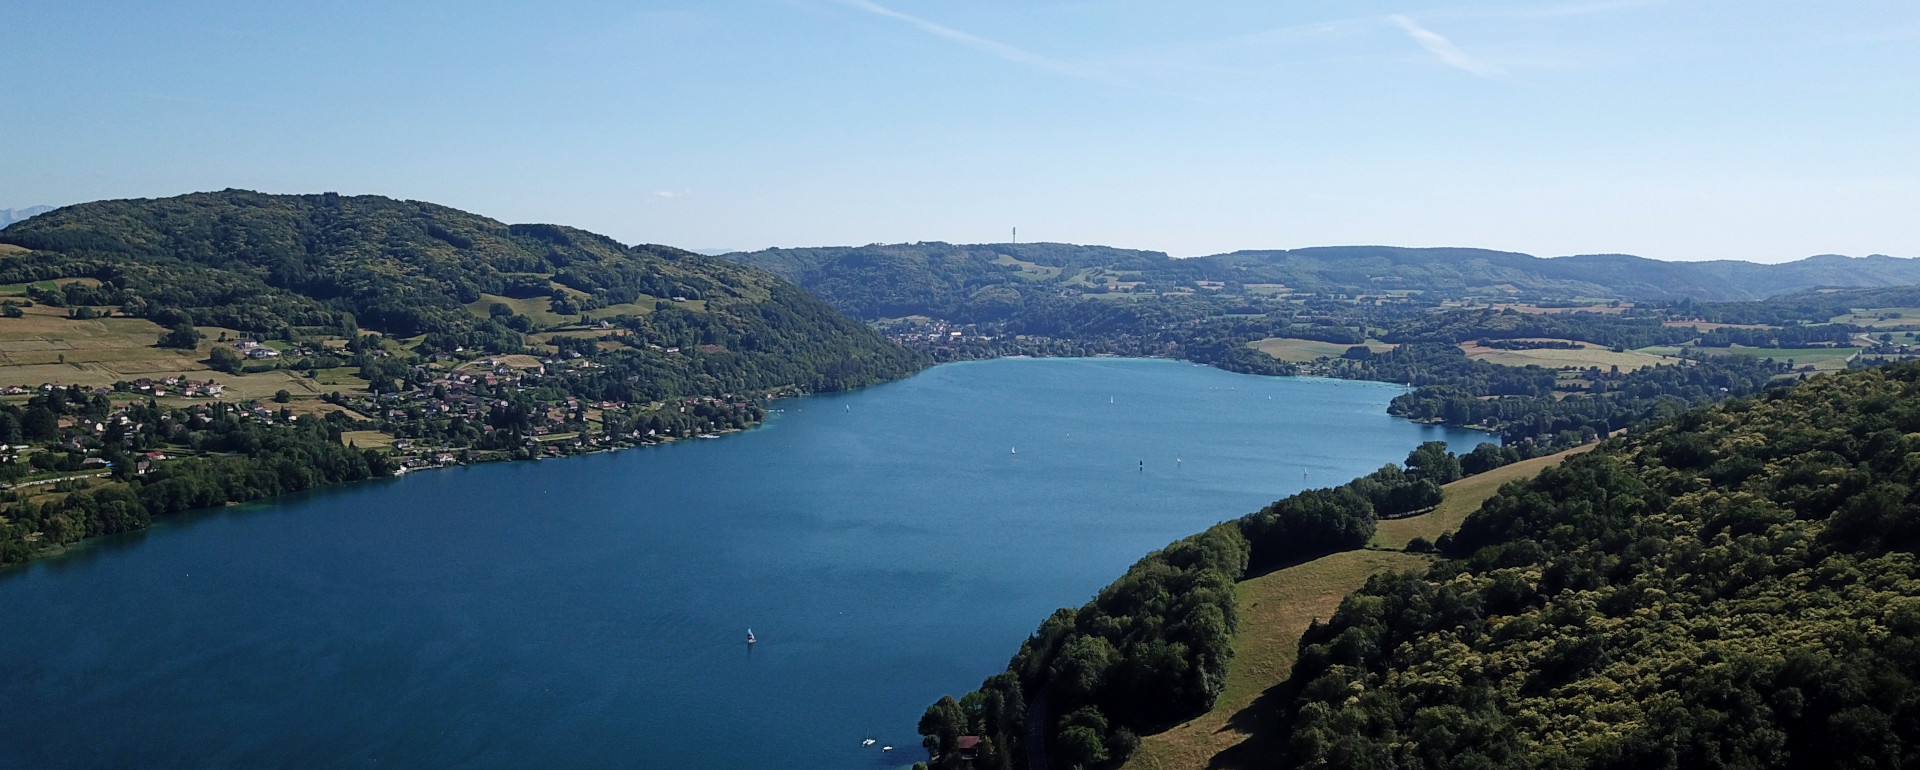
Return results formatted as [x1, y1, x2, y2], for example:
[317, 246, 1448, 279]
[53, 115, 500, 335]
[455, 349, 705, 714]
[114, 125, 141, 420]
[955, 736, 981, 761]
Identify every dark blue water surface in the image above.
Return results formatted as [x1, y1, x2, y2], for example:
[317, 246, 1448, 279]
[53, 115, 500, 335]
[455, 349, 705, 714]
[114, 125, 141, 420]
[0, 358, 1483, 768]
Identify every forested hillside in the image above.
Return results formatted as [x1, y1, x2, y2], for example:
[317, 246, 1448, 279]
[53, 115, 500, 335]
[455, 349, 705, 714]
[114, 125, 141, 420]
[1281, 361, 1920, 768]
[731, 242, 1176, 322]
[0, 190, 923, 391]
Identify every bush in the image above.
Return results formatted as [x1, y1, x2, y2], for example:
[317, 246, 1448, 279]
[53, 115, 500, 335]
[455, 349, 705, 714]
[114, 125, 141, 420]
[156, 322, 202, 349]
[208, 346, 244, 374]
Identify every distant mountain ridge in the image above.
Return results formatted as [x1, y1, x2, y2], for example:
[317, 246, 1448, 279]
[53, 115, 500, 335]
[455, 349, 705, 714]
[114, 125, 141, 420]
[0, 206, 54, 229]
[727, 242, 1920, 309]
[1215, 246, 1920, 301]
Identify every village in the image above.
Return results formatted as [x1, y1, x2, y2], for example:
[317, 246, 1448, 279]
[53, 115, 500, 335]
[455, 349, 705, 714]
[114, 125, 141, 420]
[0, 336, 767, 493]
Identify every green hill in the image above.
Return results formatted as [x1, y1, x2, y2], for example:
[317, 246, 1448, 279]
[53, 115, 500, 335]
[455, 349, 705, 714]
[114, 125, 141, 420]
[1277, 362, 1920, 767]
[0, 190, 924, 393]
[729, 242, 1177, 322]
[727, 242, 1920, 317]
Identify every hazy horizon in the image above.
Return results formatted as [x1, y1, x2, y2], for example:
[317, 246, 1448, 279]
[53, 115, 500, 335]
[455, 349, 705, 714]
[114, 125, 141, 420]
[4, 191, 1912, 266]
[4, 1, 1916, 263]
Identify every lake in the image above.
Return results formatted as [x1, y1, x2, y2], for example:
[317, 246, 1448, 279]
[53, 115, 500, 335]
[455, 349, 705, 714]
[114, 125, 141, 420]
[0, 358, 1483, 768]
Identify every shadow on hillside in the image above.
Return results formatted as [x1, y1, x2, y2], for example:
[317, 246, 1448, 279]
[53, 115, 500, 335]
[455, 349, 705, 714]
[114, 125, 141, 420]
[1238, 549, 1334, 582]
[1200, 673, 1305, 769]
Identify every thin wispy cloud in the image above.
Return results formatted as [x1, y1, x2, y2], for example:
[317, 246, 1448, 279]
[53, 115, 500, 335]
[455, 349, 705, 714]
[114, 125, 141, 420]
[831, 0, 1095, 80]
[1390, 14, 1508, 80]
[1459, 0, 1669, 20]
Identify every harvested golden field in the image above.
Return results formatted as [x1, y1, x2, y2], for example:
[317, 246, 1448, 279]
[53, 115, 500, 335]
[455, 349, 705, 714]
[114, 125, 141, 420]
[1248, 337, 1394, 363]
[1458, 340, 1678, 371]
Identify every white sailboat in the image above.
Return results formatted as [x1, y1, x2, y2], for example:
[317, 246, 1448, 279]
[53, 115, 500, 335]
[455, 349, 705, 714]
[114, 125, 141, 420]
[746, 628, 756, 645]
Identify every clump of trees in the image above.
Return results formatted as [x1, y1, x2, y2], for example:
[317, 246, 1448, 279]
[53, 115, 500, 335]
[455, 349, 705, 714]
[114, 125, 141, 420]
[920, 523, 1247, 770]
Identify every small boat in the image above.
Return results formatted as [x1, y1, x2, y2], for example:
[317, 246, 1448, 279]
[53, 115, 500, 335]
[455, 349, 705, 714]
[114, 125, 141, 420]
[862, 739, 876, 747]
[746, 628, 756, 645]
[882, 746, 893, 752]
[1010, 447, 1016, 455]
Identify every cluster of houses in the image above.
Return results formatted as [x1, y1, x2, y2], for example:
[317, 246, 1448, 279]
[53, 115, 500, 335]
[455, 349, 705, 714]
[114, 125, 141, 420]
[127, 376, 225, 398]
[233, 339, 281, 359]
[4, 377, 227, 399]
[3, 345, 761, 486]
[231, 339, 321, 360]
[883, 320, 999, 346]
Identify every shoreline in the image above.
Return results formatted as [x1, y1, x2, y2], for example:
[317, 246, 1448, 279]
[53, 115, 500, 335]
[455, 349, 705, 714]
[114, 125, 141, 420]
[0, 355, 1469, 573]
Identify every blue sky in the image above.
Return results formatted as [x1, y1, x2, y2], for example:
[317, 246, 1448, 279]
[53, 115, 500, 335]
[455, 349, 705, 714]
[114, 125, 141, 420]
[3, 1, 1916, 261]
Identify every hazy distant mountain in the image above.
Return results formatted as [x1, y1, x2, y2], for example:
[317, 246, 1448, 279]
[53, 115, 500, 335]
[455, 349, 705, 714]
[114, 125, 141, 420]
[1209, 246, 1920, 301]
[728, 242, 1920, 311]
[0, 206, 54, 229]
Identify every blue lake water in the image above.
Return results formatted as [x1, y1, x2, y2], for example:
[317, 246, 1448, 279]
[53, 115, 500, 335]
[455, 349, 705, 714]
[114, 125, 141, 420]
[0, 358, 1483, 768]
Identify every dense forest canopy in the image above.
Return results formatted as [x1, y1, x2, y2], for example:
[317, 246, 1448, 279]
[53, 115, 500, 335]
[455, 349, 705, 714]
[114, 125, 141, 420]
[1282, 361, 1920, 768]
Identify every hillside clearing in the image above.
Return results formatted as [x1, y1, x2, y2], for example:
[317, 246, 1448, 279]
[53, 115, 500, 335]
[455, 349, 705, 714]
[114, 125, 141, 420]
[1124, 446, 1592, 770]
[1121, 550, 1430, 770]
[1371, 443, 1597, 550]
[463, 293, 657, 329]
[1830, 307, 1920, 328]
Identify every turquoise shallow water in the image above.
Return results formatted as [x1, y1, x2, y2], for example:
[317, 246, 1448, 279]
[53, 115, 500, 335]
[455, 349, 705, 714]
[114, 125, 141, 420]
[0, 358, 1483, 768]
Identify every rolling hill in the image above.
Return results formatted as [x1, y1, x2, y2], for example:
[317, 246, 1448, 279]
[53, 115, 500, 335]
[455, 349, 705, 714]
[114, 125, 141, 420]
[0, 190, 924, 392]
[727, 242, 1920, 320]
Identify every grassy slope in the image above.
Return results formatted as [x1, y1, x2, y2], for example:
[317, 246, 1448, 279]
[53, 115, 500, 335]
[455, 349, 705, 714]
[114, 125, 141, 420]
[1123, 446, 1593, 770]
[1124, 549, 1429, 770]
[1371, 444, 1596, 550]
